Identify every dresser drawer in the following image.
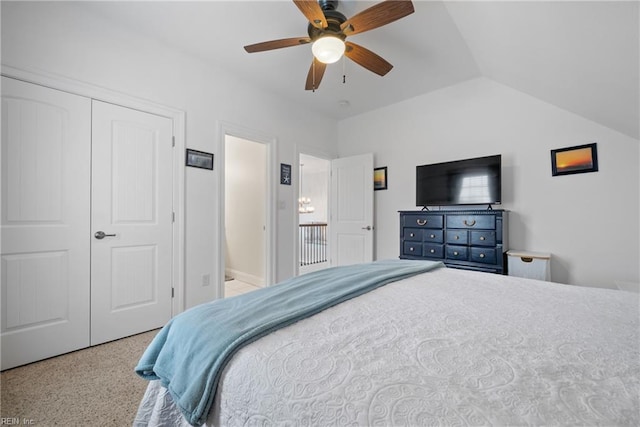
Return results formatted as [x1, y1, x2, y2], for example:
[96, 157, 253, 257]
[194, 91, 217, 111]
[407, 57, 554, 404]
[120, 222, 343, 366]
[424, 229, 444, 243]
[446, 230, 468, 244]
[403, 242, 422, 256]
[446, 245, 468, 261]
[403, 214, 443, 229]
[470, 230, 496, 246]
[403, 228, 423, 241]
[471, 247, 497, 264]
[423, 243, 444, 258]
[447, 214, 496, 230]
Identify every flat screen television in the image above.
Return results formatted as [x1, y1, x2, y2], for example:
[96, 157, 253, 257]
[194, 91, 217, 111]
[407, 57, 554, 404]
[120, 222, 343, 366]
[416, 154, 502, 207]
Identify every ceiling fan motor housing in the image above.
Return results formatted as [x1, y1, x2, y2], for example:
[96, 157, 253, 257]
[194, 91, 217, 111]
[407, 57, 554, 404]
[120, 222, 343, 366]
[307, 7, 347, 41]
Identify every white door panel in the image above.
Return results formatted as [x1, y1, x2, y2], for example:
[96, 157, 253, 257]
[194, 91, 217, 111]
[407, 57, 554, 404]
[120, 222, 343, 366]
[335, 234, 367, 265]
[1, 77, 91, 370]
[90, 100, 173, 345]
[330, 154, 374, 266]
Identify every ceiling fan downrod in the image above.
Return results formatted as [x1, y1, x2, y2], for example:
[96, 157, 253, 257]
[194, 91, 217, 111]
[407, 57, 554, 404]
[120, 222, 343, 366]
[318, 0, 338, 11]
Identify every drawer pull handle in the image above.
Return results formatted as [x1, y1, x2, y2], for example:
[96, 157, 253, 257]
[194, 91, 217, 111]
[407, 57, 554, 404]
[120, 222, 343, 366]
[430, 234, 435, 238]
[410, 233, 415, 237]
[521, 257, 533, 263]
[464, 219, 476, 227]
[479, 253, 485, 258]
[416, 219, 427, 226]
[454, 235, 459, 240]
[430, 249, 435, 254]
[409, 247, 414, 252]
[453, 251, 459, 256]
[480, 236, 485, 241]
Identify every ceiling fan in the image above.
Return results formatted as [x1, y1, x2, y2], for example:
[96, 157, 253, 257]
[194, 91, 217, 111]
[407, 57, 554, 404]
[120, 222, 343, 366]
[244, 0, 415, 91]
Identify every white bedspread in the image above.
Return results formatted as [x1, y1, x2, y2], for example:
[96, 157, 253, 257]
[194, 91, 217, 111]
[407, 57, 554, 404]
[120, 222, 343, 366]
[135, 267, 639, 426]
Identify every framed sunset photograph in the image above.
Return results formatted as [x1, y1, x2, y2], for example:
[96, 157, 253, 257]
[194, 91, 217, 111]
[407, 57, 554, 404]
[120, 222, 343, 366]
[551, 143, 598, 176]
[374, 167, 388, 190]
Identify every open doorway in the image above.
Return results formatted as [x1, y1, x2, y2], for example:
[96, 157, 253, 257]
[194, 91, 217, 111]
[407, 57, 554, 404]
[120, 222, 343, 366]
[223, 134, 270, 297]
[298, 154, 330, 275]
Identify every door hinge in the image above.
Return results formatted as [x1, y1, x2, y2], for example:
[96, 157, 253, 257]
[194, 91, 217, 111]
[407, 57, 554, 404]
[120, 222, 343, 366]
[172, 212, 175, 223]
[172, 136, 175, 147]
[171, 287, 175, 298]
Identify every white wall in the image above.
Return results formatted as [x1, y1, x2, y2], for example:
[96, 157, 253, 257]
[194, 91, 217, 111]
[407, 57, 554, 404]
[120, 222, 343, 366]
[338, 77, 639, 289]
[1, 2, 338, 308]
[225, 136, 266, 286]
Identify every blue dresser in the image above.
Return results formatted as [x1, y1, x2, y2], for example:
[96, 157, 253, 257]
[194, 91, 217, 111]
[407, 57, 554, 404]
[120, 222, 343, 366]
[399, 210, 508, 274]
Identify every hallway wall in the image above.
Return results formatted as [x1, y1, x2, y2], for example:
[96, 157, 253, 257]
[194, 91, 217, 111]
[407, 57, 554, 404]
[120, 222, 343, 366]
[225, 136, 266, 286]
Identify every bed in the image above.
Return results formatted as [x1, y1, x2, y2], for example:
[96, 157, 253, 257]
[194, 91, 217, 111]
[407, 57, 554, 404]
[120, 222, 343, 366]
[134, 260, 639, 426]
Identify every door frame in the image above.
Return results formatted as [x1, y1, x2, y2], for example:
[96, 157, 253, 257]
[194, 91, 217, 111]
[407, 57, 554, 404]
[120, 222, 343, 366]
[1, 64, 187, 315]
[217, 121, 276, 297]
[294, 145, 334, 276]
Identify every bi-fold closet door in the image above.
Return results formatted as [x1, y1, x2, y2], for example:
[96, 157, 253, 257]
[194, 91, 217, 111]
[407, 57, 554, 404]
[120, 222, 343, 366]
[1, 77, 174, 370]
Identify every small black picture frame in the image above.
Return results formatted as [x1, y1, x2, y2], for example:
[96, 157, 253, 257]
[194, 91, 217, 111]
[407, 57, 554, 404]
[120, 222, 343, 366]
[280, 163, 292, 185]
[374, 166, 388, 190]
[186, 149, 214, 170]
[551, 143, 598, 176]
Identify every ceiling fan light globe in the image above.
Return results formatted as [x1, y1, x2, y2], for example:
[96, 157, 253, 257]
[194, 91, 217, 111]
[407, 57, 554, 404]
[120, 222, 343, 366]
[312, 36, 345, 64]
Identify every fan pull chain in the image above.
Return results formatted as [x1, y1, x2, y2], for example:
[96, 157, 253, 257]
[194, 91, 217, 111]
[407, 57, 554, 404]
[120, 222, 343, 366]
[342, 56, 346, 84]
[312, 58, 316, 92]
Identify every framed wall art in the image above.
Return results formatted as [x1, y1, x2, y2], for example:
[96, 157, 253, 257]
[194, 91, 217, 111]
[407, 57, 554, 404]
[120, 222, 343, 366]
[186, 149, 214, 170]
[550, 143, 598, 176]
[280, 163, 292, 185]
[374, 166, 388, 190]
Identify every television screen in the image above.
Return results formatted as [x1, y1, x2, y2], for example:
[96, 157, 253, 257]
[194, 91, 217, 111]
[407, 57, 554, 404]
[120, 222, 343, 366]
[416, 155, 502, 207]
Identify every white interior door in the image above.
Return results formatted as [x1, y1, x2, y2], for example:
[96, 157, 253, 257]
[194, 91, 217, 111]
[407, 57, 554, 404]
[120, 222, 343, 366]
[90, 100, 173, 345]
[1, 77, 91, 370]
[330, 153, 374, 266]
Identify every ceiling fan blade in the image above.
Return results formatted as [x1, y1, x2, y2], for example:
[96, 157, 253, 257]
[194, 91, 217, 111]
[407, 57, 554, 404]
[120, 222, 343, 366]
[341, 0, 414, 36]
[244, 37, 311, 53]
[344, 42, 393, 76]
[305, 58, 327, 91]
[293, 0, 328, 29]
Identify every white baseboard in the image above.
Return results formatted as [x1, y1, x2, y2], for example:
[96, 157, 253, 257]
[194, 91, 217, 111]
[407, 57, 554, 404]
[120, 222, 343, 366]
[225, 268, 264, 287]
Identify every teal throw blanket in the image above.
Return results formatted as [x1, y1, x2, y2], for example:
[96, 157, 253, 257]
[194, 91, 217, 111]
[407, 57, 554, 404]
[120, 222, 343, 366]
[135, 259, 443, 426]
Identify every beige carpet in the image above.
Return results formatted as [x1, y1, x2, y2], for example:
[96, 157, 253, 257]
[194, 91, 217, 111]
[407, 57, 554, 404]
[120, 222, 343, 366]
[1, 329, 159, 426]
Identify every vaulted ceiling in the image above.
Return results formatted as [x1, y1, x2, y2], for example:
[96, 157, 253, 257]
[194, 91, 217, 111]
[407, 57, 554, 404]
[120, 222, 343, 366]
[78, 1, 638, 139]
